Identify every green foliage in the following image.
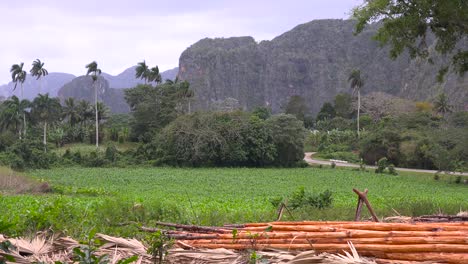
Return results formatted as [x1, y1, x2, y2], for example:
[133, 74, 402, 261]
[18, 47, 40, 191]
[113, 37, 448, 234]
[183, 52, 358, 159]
[388, 164, 398, 175]
[334, 93, 353, 118]
[1, 166, 467, 237]
[353, 0, 468, 77]
[288, 187, 333, 210]
[125, 82, 191, 140]
[284, 95, 313, 127]
[375, 157, 388, 174]
[160, 111, 276, 166]
[3, 140, 58, 170]
[316, 102, 336, 121]
[266, 114, 306, 166]
[144, 230, 174, 264]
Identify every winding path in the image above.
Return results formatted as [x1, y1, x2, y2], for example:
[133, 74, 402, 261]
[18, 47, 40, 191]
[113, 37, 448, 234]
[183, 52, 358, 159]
[304, 152, 468, 176]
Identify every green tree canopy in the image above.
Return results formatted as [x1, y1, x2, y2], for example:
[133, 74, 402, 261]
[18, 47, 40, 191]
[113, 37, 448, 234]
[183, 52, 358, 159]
[353, 0, 468, 76]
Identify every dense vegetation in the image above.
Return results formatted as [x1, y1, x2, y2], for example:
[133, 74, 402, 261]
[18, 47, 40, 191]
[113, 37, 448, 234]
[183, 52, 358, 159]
[1, 166, 466, 238]
[303, 91, 468, 172]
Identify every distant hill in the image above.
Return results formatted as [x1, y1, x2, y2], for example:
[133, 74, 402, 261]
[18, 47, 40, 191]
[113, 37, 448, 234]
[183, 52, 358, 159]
[0, 73, 75, 99]
[57, 67, 179, 113]
[0, 66, 179, 101]
[178, 19, 468, 114]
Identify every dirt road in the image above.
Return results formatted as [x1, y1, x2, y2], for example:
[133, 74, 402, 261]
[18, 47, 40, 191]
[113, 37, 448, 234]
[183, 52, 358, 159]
[304, 152, 468, 176]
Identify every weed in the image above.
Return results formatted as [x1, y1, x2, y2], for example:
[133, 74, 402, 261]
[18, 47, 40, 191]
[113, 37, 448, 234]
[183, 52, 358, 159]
[144, 230, 174, 264]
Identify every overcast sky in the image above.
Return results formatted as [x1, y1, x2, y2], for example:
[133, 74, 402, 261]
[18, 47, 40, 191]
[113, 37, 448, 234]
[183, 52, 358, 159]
[0, 0, 362, 84]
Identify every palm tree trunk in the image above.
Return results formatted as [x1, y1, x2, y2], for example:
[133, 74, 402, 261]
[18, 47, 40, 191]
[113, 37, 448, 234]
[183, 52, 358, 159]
[43, 121, 47, 152]
[357, 89, 361, 139]
[21, 83, 26, 138]
[95, 79, 99, 149]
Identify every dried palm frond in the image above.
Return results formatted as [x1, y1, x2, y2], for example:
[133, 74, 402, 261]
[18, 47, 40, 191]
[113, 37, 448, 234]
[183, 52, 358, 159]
[97, 233, 147, 254]
[324, 242, 376, 264]
[9, 236, 52, 256]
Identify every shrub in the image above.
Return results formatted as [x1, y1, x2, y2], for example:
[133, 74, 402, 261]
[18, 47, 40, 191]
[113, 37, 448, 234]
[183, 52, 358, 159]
[375, 157, 388, 173]
[433, 173, 440, 181]
[330, 162, 336, 169]
[288, 187, 333, 210]
[388, 164, 398, 175]
[4, 140, 58, 170]
[455, 176, 462, 184]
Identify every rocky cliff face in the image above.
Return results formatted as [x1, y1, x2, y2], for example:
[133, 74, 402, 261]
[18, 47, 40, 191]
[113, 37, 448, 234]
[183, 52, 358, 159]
[178, 19, 467, 114]
[57, 67, 179, 113]
[57, 76, 129, 113]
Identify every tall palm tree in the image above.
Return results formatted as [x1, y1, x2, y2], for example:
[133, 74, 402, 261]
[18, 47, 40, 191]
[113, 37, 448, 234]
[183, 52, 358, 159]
[0, 96, 30, 139]
[85, 61, 102, 148]
[149, 66, 162, 86]
[62, 97, 79, 127]
[135, 60, 150, 84]
[177, 81, 194, 114]
[433, 92, 452, 116]
[31, 94, 62, 152]
[30, 59, 49, 94]
[10, 62, 28, 137]
[348, 69, 364, 139]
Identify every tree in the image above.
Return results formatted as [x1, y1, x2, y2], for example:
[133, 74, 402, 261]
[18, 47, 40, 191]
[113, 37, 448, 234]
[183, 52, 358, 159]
[85, 61, 102, 148]
[10, 62, 27, 137]
[433, 92, 452, 116]
[316, 102, 336, 121]
[30, 59, 49, 94]
[149, 66, 162, 86]
[353, 0, 468, 78]
[31, 93, 62, 151]
[284, 95, 307, 121]
[0, 96, 30, 139]
[77, 100, 93, 126]
[348, 69, 364, 138]
[266, 114, 306, 166]
[135, 60, 150, 84]
[334, 93, 353, 118]
[176, 81, 194, 113]
[62, 97, 80, 127]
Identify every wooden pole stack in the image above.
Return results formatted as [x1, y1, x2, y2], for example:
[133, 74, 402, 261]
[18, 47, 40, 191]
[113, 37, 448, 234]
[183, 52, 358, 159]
[147, 221, 468, 263]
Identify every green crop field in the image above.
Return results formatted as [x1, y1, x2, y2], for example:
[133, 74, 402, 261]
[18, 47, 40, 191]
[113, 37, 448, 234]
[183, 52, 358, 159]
[1, 166, 467, 238]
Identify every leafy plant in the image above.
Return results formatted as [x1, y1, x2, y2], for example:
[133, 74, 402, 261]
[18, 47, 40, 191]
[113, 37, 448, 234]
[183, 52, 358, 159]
[144, 230, 174, 264]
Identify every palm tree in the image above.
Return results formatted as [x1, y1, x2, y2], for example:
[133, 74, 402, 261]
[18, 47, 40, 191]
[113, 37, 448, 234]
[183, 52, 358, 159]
[77, 100, 93, 126]
[30, 59, 49, 94]
[10, 62, 28, 136]
[62, 97, 79, 126]
[0, 96, 30, 139]
[135, 60, 150, 84]
[85, 61, 102, 148]
[348, 69, 364, 138]
[177, 81, 194, 114]
[31, 94, 62, 152]
[149, 66, 162, 86]
[433, 92, 452, 116]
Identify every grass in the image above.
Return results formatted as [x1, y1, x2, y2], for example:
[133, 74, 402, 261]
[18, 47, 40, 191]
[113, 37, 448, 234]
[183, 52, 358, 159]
[0, 166, 466, 238]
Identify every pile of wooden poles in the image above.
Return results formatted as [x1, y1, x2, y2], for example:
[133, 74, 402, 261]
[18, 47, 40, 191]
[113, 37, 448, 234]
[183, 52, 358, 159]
[147, 221, 468, 263]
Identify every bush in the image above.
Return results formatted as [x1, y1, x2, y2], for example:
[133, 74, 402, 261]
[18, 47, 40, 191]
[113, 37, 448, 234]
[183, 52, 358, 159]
[83, 151, 108, 167]
[375, 157, 388, 173]
[388, 164, 398, 175]
[288, 187, 333, 210]
[3, 140, 58, 170]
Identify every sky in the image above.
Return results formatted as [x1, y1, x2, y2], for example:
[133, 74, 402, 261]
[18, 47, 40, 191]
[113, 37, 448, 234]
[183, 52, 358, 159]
[0, 0, 362, 84]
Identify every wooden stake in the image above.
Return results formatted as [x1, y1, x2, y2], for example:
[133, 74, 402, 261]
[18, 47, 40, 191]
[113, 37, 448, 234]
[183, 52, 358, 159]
[355, 189, 368, 221]
[353, 188, 379, 222]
